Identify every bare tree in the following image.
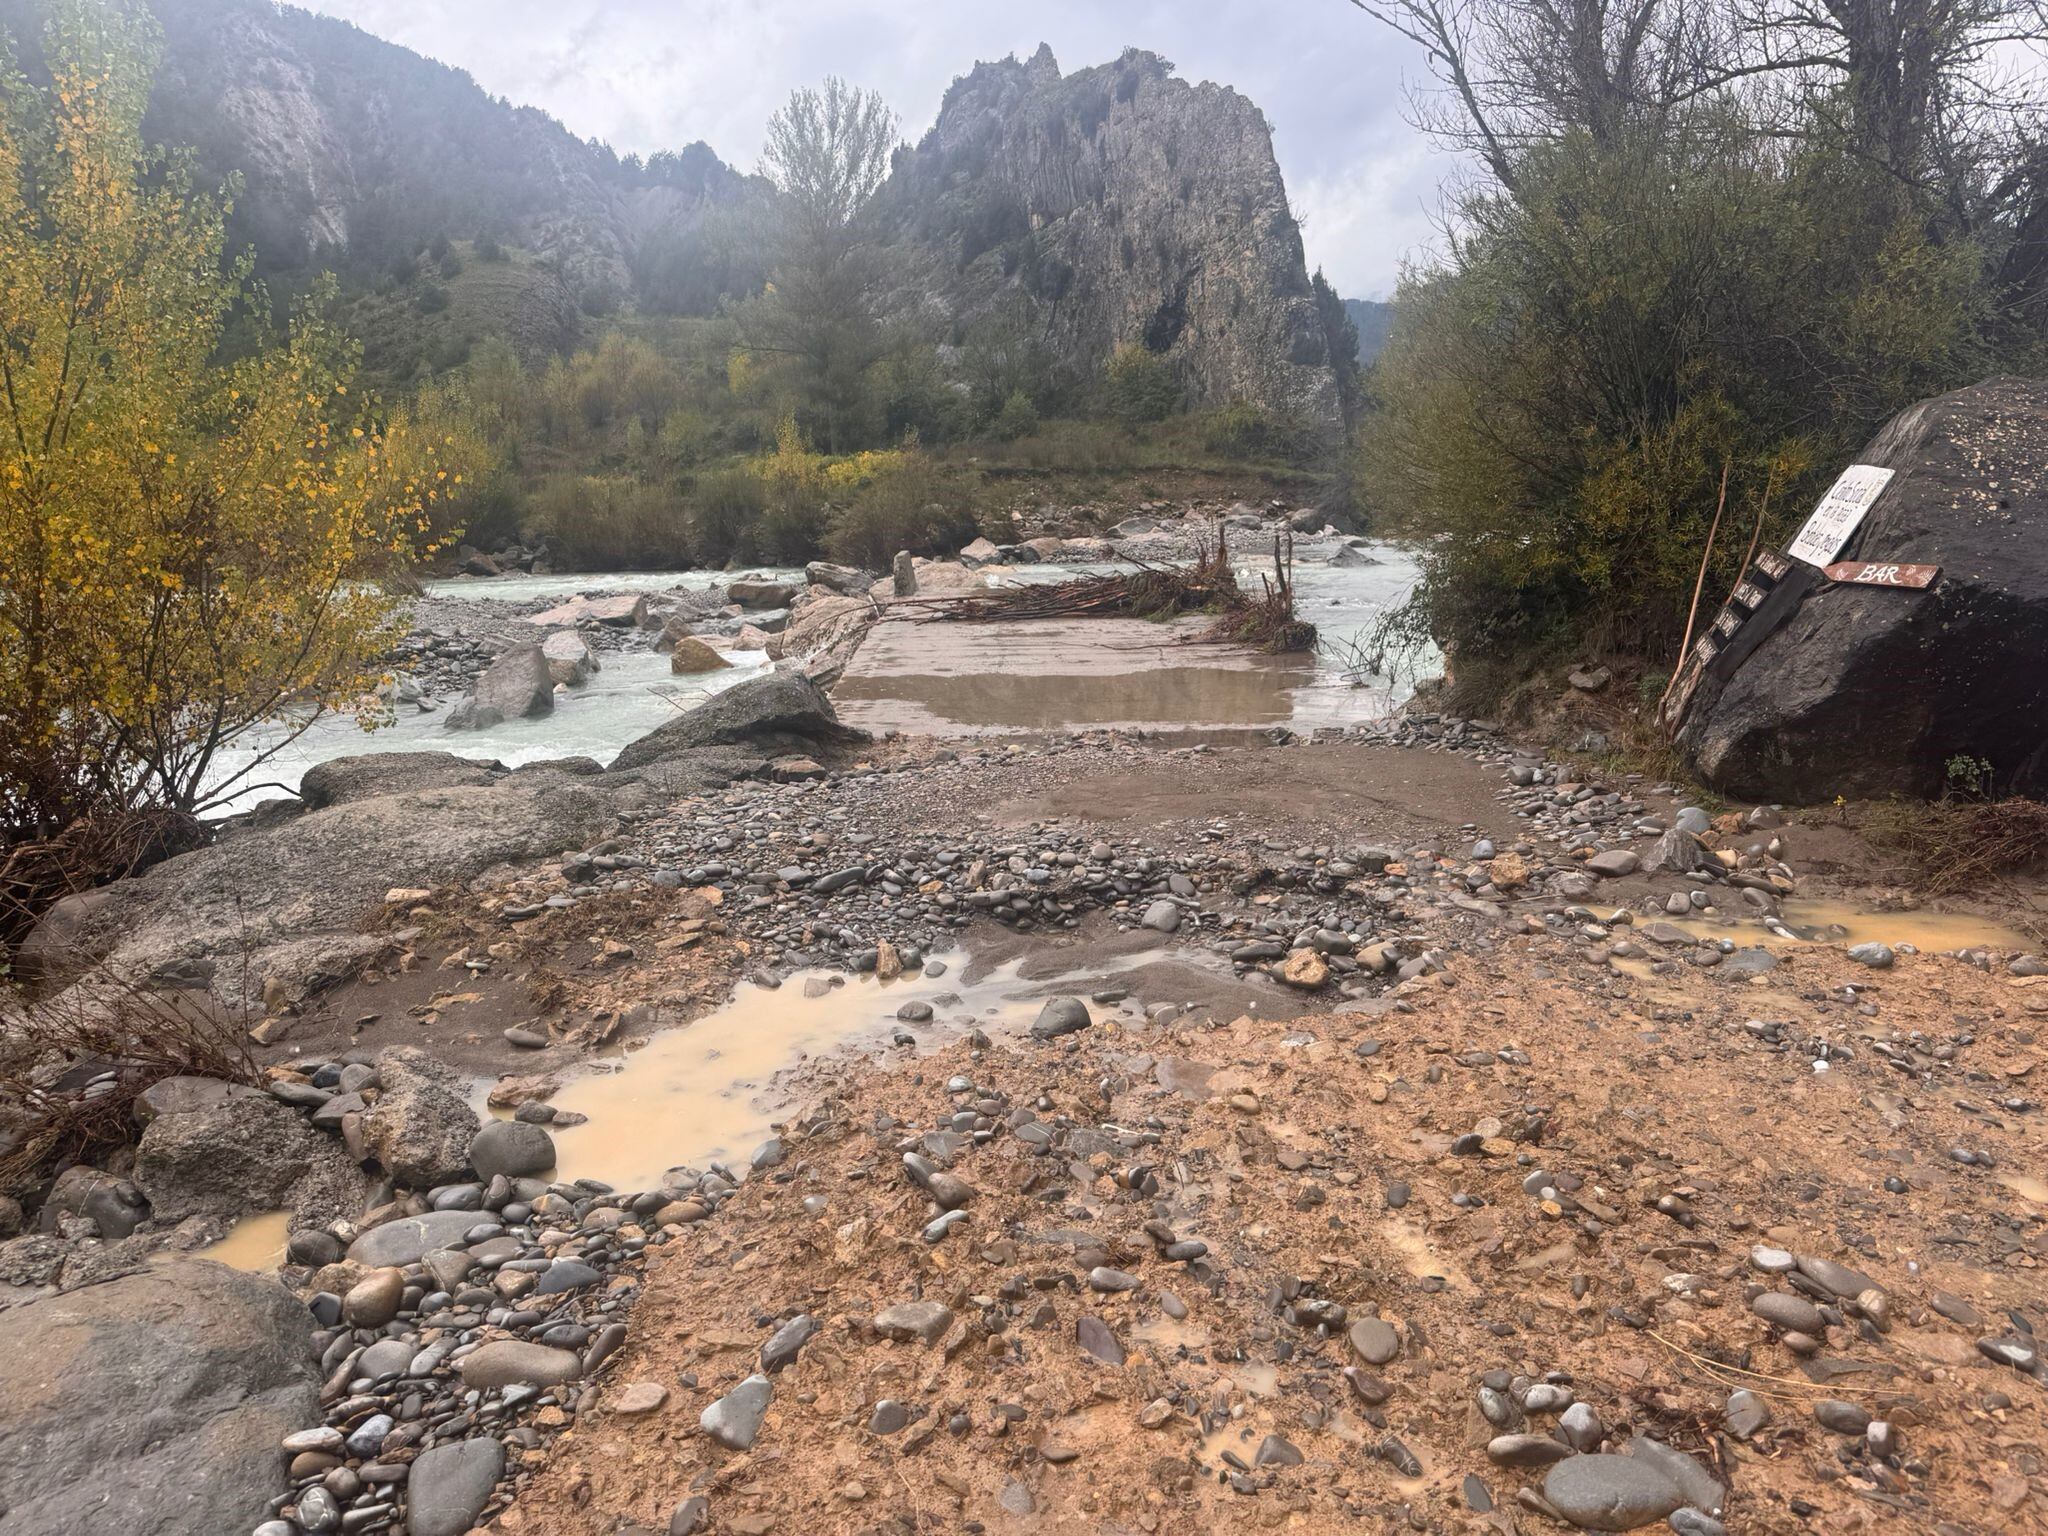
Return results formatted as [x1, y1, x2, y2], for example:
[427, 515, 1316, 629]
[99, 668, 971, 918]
[1352, 0, 2048, 226]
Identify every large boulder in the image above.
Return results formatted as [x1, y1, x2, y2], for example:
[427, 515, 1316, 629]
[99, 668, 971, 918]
[0, 1262, 317, 1535]
[609, 666, 868, 772]
[1681, 377, 2048, 799]
[524, 593, 647, 628]
[359, 1047, 480, 1188]
[445, 643, 556, 731]
[805, 560, 874, 596]
[135, 1090, 369, 1226]
[669, 636, 732, 675]
[298, 752, 504, 807]
[728, 578, 799, 609]
[26, 776, 614, 1012]
[539, 629, 599, 686]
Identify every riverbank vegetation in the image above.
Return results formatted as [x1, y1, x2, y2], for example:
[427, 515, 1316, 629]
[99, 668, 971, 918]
[1351, 0, 2048, 706]
[0, 1, 478, 842]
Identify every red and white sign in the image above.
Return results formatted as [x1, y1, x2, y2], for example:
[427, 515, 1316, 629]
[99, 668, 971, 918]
[1822, 561, 1939, 589]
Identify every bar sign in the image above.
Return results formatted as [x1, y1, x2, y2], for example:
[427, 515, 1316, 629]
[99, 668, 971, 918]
[1823, 561, 1939, 589]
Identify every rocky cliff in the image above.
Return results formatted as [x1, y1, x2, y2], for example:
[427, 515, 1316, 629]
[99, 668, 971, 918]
[877, 47, 1346, 428]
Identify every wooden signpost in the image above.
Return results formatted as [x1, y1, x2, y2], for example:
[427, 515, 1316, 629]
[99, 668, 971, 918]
[1662, 465, 1944, 736]
[1822, 560, 1939, 589]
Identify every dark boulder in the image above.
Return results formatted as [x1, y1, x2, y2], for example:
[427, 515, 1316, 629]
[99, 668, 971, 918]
[0, 1263, 317, 1535]
[609, 666, 868, 772]
[1682, 376, 2048, 800]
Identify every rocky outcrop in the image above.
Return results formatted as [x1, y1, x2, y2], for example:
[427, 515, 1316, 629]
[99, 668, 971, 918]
[134, 1089, 369, 1227]
[874, 46, 1346, 429]
[1681, 376, 2048, 800]
[28, 772, 615, 1011]
[0, 1262, 317, 1536]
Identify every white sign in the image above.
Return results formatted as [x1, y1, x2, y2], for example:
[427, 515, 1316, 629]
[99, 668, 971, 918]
[1789, 464, 1894, 567]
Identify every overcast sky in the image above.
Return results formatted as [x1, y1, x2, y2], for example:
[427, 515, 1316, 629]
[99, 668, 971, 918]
[299, 0, 1452, 299]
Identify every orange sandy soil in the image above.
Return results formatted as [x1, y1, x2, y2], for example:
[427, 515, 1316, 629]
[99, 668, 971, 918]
[491, 927, 2048, 1536]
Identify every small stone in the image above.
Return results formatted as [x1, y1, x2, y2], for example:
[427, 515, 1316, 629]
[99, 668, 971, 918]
[873, 1301, 953, 1345]
[1279, 949, 1329, 988]
[1487, 1433, 1572, 1468]
[1751, 1291, 1826, 1335]
[407, 1437, 505, 1536]
[469, 1119, 556, 1179]
[1560, 1402, 1603, 1451]
[1347, 1316, 1400, 1366]
[1813, 1399, 1869, 1435]
[613, 1381, 669, 1414]
[343, 1268, 405, 1329]
[701, 1373, 773, 1450]
[1077, 1316, 1126, 1365]
[761, 1314, 819, 1373]
[1723, 1389, 1770, 1440]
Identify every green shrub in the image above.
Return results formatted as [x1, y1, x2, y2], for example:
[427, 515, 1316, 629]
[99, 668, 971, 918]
[526, 473, 690, 569]
[824, 451, 978, 568]
[416, 283, 450, 315]
[991, 389, 1039, 441]
[1104, 343, 1182, 424]
[687, 467, 767, 565]
[1198, 402, 1321, 467]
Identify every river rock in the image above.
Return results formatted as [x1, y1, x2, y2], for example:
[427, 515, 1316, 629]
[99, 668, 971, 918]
[1681, 377, 2048, 798]
[540, 629, 598, 686]
[701, 1374, 773, 1450]
[347, 1209, 484, 1268]
[445, 642, 555, 730]
[469, 1120, 556, 1179]
[458, 1341, 584, 1390]
[1541, 1452, 1685, 1530]
[407, 1435, 505, 1536]
[1030, 996, 1092, 1039]
[806, 561, 873, 596]
[344, 1267, 406, 1328]
[526, 593, 648, 628]
[1347, 1316, 1400, 1365]
[0, 1262, 316, 1535]
[669, 636, 732, 674]
[360, 1047, 481, 1187]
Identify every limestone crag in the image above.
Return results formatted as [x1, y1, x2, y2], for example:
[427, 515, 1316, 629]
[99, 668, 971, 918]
[875, 46, 1346, 428]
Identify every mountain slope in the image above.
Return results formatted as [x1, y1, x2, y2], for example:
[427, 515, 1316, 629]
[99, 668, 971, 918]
[0, 4, 1347, 422]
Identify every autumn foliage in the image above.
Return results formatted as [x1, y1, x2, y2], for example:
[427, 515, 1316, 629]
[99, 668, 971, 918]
[0, 0, 475, 837]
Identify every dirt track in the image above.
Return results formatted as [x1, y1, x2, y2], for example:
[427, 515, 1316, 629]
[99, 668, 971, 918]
[468, 734, 2048, 1536]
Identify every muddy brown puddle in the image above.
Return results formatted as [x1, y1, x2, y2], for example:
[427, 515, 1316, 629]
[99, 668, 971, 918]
[526, 949, 1180, 1193]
